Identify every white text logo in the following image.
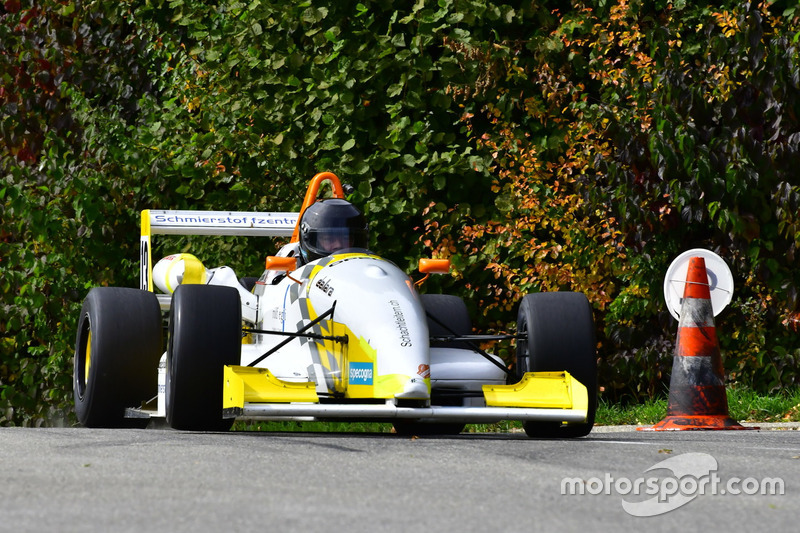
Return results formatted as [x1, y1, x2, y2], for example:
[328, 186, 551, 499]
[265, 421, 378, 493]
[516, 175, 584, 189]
[561, 452, 785, 517]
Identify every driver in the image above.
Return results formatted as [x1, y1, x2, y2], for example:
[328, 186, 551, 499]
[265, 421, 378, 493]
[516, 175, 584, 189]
[298, 198, 369, 264]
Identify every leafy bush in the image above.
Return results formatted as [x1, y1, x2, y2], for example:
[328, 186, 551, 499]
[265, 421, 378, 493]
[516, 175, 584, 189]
[431, 1, 800, 399]
[2, 0, 799, 425]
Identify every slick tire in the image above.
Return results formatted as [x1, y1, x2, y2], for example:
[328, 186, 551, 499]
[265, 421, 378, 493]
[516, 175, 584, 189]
[74, 287, 162, 427]
[392, 294, 473, 436]
[166, 284, 241, 431]
[516, 292, 597, 438]
[421, 294, 472, 348]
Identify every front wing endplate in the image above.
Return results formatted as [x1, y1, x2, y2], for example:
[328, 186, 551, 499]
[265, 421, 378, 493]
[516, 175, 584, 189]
[224, 366, 318, 409]
[483, 371, 588, 411]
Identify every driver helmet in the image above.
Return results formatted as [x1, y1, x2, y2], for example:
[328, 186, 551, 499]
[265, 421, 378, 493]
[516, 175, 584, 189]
[299, 199, 369, 263]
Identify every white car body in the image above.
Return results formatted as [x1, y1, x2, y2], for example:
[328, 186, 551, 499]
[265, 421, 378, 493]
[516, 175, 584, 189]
[134, 208, 587, 427]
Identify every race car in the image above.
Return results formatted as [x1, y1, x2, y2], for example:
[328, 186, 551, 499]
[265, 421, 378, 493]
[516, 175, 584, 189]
[73, 172, 597, 437]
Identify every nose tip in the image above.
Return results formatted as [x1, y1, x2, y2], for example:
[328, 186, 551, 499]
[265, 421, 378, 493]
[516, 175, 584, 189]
[394, 377, 430, 400]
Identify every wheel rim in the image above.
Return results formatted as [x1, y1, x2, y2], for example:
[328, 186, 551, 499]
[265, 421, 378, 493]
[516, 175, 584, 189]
[76, 319, 91, 400]
[84, 331, 92, 390]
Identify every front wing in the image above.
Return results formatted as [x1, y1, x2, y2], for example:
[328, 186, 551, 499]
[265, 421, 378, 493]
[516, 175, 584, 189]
[222, 367, 589, 424]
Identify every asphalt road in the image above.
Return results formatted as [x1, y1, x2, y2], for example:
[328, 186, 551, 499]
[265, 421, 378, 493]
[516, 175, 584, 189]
[0, 425, 797, 532]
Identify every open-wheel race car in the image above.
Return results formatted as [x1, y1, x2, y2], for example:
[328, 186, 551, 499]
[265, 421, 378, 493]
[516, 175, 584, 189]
[74, 172, 597, 437]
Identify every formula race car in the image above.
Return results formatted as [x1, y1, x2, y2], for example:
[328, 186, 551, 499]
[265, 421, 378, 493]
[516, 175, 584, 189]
[74, 172, 597, 437]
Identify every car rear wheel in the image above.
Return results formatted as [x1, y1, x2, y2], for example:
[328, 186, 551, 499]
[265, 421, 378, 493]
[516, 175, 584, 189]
[166, 284, 241, 431]
[239, 277, 258, 292]
[421, 294, 472, 348]
[74, 287, 162, 427]
[516, 292, 597, 438]
[391, 294, 472, 436]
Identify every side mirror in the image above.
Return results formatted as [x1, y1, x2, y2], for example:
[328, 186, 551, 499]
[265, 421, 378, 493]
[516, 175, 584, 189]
[416, 258, 451, 287]
[266, 256, 297, 272]
[419, 258, 451, 274]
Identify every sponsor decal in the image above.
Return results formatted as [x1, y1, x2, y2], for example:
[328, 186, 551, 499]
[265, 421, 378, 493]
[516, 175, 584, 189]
[139, 237, 150, 291]
[349, 362, 374, 386]
[152, 213, 296, 227]
[315, 276, 335, 296]
[390, 300, 413, 347]
[417, 364, 430, 378]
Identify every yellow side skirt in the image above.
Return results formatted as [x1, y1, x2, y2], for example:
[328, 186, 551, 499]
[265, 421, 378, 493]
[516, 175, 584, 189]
[483, 371, 588, 411]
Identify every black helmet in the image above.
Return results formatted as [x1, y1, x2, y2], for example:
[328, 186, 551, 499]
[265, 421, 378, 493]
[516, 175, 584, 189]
[299, 199, 369, 263]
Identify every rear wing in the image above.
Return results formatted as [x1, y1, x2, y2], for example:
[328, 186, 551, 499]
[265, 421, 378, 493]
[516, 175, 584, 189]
[139, 209, 299, 292]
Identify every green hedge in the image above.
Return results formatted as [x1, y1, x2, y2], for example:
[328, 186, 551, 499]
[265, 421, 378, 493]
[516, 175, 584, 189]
[2, 0, 799, 425]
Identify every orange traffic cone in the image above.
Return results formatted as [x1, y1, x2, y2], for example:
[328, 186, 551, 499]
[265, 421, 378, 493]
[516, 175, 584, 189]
[640, 256, 756, 431]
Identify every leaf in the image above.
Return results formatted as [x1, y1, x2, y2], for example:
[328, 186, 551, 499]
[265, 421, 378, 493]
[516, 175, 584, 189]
[388, 199, 405, 214]
[357, 180, 372, 197]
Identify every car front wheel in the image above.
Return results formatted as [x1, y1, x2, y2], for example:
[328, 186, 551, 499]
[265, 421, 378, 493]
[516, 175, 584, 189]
[74, 287, 162, 427]
[166, 284, 241, 431]
[516, 292, 597, 438]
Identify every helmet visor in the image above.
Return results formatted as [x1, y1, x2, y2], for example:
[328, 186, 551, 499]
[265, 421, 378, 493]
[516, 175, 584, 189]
[304, 227, 369, 257]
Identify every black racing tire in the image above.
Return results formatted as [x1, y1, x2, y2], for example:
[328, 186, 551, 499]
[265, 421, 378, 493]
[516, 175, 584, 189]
[392, 294, 472, 436]
[516, 292, 597, 438]
[239, 277, 258, 292]
[166, 284, 241, 431]
[421, 294, 472, 348]
[74, 287, 162, 427]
